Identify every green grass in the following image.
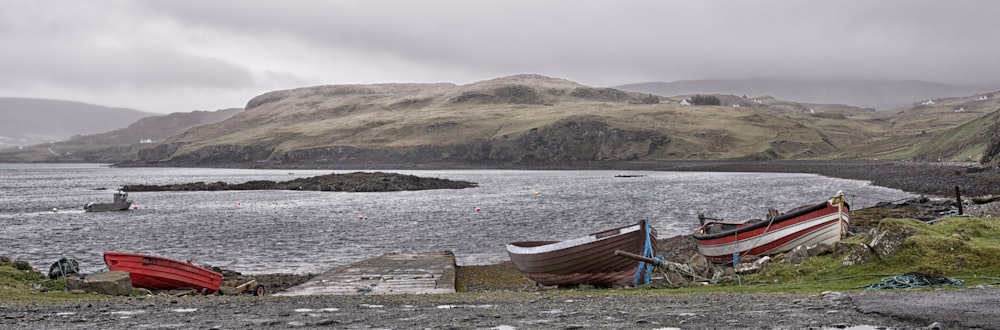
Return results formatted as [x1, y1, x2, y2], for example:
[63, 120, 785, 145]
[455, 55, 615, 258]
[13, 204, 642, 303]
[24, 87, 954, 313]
[163, 81, 989, 162]
[0, 265, 93, 303]
[686, 216, 1000, 293]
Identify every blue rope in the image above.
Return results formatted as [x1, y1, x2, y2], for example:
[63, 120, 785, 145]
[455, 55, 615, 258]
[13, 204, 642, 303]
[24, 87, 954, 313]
[633, 219, 663, 286]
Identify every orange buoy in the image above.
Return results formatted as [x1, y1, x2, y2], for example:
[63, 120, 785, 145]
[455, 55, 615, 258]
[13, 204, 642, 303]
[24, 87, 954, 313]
[475, 207, 481, 213]
[132, 205, 138, 210]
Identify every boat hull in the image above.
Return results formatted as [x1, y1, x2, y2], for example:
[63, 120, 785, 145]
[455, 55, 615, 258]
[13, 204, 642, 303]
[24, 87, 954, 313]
[84, 201, 132, 212]
[506, 220, 657, 286]
[103, 251, 223, 293]
[693, 197, 850, 263]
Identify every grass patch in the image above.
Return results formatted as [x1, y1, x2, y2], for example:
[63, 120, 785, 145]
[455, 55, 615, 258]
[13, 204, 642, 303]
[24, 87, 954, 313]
[716, 217, 1000, 293]
[0, 265, 93, 303]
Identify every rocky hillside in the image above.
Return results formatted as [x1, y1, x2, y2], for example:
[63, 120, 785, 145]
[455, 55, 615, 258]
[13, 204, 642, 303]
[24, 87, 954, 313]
[120, 74, 999, 168]
[115, 76, 820, 167]
[0, 108, 241, 162]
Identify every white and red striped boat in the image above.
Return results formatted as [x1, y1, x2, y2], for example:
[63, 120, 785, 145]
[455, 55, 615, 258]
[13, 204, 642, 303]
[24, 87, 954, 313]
[692, 192, 850, 263]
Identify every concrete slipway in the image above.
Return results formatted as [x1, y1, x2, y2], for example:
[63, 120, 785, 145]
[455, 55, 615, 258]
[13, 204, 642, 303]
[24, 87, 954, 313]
[275, 251, 457, 296]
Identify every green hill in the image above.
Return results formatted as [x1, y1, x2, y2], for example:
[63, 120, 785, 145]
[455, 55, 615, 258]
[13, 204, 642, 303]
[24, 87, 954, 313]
[126, 75, 882, 167]
[7, 75, 995, 168]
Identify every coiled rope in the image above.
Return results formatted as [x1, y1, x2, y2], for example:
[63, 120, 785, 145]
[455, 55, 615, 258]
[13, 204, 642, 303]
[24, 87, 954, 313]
[860, 272, 963, 290]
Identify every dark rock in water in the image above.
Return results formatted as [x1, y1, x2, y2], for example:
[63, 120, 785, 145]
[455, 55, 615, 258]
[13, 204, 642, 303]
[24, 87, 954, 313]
[122, 171, 477, 192]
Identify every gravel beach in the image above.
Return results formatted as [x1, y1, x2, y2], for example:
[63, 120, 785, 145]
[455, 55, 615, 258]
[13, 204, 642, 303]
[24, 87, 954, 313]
[3, 160, 998, 329]
[3, 287, 999, 329]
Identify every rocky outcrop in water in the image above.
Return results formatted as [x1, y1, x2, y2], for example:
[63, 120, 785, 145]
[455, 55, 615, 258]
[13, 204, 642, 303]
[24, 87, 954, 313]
[122, 172, 476, 192]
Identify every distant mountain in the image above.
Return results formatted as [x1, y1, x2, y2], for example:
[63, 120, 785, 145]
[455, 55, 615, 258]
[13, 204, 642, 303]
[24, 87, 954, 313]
[615, 78, 997, 110]
[0, 97, 156, 148]
[0, 108, 241, 162]
[66, 108, 243, 145]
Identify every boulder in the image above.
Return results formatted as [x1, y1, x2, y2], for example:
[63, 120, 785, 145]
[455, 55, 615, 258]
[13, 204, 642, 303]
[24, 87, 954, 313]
[662, 271, 690, 287]
[66, 271, 133, 296]
[868, 226, 916, 259]
[842, 243, 875, 266]
[832, 241, 853, 258]
[783, 245, 810, 264]
[807, 243, 833, 257]
[842, 225, 916, 265]
[686, 253, 712, 279]
[735, 256, 771, 274]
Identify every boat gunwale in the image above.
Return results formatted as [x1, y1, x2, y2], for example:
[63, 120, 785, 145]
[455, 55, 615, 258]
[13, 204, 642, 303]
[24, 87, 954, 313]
[506, 222, 643, 255]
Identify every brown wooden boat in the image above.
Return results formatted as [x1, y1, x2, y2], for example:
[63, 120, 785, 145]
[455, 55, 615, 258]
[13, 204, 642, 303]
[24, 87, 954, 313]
[505, 220, 658, 287]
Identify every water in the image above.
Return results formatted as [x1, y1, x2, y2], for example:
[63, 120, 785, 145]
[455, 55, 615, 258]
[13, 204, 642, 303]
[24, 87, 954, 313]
[1, 163, 915, 275]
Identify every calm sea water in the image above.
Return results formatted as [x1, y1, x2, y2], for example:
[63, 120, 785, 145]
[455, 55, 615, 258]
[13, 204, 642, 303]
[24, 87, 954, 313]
[1, 163, 915, 275]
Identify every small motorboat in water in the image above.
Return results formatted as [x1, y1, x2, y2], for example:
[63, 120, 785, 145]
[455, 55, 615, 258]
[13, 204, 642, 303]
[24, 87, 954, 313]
[84, 190, 133, 212]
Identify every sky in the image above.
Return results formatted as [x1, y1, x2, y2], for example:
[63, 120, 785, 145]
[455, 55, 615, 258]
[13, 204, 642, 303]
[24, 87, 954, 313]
[2, 0, 999, 114]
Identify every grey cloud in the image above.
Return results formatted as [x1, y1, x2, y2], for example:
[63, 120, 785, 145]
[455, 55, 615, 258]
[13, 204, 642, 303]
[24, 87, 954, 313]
[137, 0, 1000, 86]
[0, 2, 256, 90]
[4, 0, 1000, 113]
[0, 44, 256, 90]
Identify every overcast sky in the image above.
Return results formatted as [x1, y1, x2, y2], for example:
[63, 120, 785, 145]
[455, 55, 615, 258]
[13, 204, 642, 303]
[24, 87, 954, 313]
[3, 0, 999, 114]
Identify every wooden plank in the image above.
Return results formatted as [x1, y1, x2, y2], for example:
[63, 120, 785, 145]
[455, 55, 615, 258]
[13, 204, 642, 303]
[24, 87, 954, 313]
[275, 251, 456, 296]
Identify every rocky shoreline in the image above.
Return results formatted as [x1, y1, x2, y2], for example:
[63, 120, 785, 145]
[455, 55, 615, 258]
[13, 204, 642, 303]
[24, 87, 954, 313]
[3, 160, 999, 329]
[493, 159, 999, 198]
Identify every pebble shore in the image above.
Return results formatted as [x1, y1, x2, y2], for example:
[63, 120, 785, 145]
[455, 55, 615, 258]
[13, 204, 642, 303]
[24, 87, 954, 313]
[4, 287, 999, 329]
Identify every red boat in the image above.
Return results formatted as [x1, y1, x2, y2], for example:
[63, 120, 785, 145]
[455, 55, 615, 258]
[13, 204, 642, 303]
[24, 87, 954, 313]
[692, 191, 850, 263]
[506, 220, 658, 287]
[103, 251, 223, 293]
